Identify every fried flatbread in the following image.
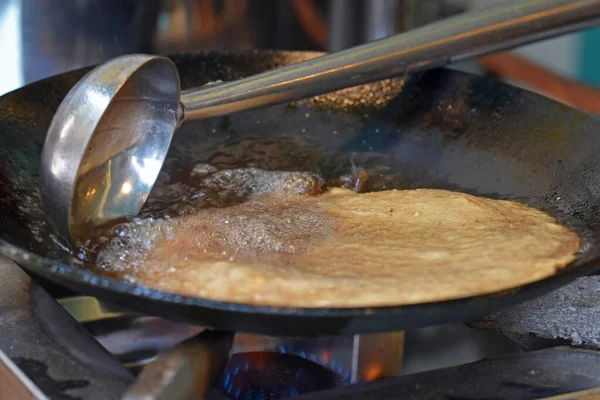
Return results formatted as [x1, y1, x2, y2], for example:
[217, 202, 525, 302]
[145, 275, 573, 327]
[96, 188, 580, 307]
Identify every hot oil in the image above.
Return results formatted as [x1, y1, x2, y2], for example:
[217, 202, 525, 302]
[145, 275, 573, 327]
[74, 134, 385, 274]
[79, 162, 370, 282]
[75, 135, 598, 291]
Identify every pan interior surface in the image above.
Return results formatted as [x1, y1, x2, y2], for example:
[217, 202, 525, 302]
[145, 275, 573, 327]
[1, 50, 600, 335]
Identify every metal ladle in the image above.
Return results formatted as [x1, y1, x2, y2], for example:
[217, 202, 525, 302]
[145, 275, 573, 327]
[40, 0, 600, 243]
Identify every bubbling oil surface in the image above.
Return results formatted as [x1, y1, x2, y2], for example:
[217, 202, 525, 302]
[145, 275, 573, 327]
[141, 164, 325, 218]
[85, 163, 365, 281]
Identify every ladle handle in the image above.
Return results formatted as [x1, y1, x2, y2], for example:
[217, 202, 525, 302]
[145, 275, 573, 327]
[180, 0, 600, 121]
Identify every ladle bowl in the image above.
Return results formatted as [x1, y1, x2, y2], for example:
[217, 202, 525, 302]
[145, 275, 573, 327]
[41, 55, 181, 241]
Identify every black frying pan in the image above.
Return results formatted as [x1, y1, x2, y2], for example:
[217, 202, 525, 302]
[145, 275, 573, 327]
[1, 51, 600, 336]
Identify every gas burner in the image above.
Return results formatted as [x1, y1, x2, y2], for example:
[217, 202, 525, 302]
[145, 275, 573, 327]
[220, 352, 344, 399]
[274, 346, 351, 384]
[3, 255, 600, 400]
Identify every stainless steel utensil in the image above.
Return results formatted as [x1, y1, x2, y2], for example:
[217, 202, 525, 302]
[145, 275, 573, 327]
[40, 0, 600, 243]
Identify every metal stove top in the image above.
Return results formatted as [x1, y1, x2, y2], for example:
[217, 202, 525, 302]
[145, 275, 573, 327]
[1, 254, 600, 400]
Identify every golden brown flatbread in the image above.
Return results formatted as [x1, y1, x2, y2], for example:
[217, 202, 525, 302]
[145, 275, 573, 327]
[96, 188, 580, 307]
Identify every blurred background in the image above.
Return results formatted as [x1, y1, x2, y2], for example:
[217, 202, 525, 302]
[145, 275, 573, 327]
[0, 0, 599, 115]
[0, 0, 598, 376]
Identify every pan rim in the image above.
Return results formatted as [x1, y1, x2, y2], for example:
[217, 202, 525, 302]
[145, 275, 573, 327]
[3, 236, 600, 319]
